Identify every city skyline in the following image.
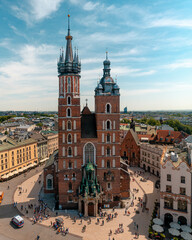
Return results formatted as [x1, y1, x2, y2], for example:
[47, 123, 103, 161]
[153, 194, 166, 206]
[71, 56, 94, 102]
[1, 0, 192, 111]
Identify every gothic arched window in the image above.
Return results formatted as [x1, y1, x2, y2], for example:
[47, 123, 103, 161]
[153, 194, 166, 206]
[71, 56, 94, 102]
[106, 103, 111, 113]
[106, 120, 111, 130]
[84, 143, 95, 164]
[67, 120, 72, 130]
[69, 182, 72, 191]
[67, 77, 71, 93]
[68, 134, 72, 143]
[107, 160, 110, 168]
[107, 133, 110, 143]
[68, 147, 72, 156]
[67, 96, 71, 105]
[107, 147, 110, 156]
[67, 108, 71, 117]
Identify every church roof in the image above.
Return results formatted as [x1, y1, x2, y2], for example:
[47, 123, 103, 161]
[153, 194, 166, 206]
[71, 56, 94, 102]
[81, 112, 97, 138]
[44, 150, 58, 168]
[81, 105, 92, 115]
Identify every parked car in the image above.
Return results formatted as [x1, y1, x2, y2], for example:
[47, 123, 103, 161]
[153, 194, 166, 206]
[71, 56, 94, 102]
[11, 215, 24, 228]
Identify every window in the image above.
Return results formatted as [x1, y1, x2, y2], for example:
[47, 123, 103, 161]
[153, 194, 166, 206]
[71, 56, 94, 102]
[106, 103, 111, 113]
[178, 200, 187, 212]
[68, 147, 72, 156]
[67, 77, 71, 93]
[166, 185, 172, 193]
[74, 160, 77, 168]
[73, 120, 76, 130]
[74, 146, 77, 156]
[107, 183, 111, 189]
[67, 96, 71, 105]
[107, 133, 110, 143]
[102, 146, 104, 156]
[164, 197, 173, 209]
[107, 160, 110, 168]
[112, 146, 115, 156]
[106, 120, 111, 130]
[67, 120, 72, 130]
[69, 161, 72, 169]
[181, 176, 185, 184]
[67, 108, 71, 117]
[107, 147, 110, 156]
[102, 133, 104, 143]
[74, 134, 77, 143]
[84, 143, 94, 164]
[113, 159, 115, 168]
[63, 134, 65, 143]
[75, 77, 78, 92]
[180, 188, 186, 195]
[72, 173, 76, 178]
[102, 159, 104, 168]
[46, 174, 53, 190]
[102, 121, 105, 130]
[62, 120, 65, 130]
[113, 121, 115, 130]
[68, 134, 72, 143]
[113, 133, 115, 142]
[69, 182, 72, 191]
[62, 147, 65, 156]
[63, 160, 66, 168]
[167, 174, 171, 182]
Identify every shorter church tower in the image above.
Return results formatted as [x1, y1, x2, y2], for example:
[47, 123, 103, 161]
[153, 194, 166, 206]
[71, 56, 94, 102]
[95, 53, 121, 203]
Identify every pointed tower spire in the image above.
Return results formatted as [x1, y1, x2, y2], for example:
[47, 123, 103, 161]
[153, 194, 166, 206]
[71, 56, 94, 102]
[65, 14, 73, 64]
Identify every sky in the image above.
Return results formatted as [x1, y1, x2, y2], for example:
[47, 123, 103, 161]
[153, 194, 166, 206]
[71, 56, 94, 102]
[0, 0, 192, 111]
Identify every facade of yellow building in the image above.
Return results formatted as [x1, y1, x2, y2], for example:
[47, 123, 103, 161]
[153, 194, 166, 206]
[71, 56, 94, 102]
[0, 137, 38, 178]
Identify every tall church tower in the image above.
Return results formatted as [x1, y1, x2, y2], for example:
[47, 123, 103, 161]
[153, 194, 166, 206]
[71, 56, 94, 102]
[57, 15, 81, 208]
[95, 53, 121, 202]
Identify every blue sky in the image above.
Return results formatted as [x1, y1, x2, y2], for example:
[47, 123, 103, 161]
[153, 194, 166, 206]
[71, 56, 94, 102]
[0, 0, 192, 111]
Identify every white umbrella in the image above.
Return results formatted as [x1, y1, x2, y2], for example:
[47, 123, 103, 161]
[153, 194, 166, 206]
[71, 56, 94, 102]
[170, 222, 181, 229]
[153, 218, 163, 225]
[181, 232, 192, 240]
[181, 225, 192, 233]
[152, 224, 164, 233]
[168, 228, 180, 236]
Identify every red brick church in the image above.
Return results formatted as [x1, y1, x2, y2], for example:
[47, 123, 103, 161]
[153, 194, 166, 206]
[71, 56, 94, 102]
[43, 15, 129, 216]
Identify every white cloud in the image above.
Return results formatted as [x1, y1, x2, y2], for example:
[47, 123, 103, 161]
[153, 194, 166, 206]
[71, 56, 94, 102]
[150, 18, 192, 28]
[83, 1, 99, 11]
[163, 59, 192, 70]
[11, 0, 64, 25]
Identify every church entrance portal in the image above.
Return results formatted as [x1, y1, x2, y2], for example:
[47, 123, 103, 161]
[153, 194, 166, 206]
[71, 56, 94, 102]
[88, 202, 94, 216]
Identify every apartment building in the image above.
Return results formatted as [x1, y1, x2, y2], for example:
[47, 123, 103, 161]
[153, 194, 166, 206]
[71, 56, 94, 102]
[0, 136, 38, 179]
[140, 144, 164, 177]
[160, 147, 192, 226]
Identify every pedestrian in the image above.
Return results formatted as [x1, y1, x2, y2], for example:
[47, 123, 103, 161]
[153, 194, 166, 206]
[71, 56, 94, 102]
[56, 212, 58, 216]
[37, 235, 40, 240]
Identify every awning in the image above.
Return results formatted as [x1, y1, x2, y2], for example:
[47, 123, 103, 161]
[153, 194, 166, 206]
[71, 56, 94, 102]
[7, 172, 14, 178]
[152, 225, 164, 233]
[22, 167, 28, 171]
[12, 170, 18, 175]
[181, 232, 192, 240]
[153, 218, 163, 225]
[181, 225, 192, 233]
[18, 168, 23, 173]
[1, 175, 8, 179]
[168, 228, 180, 236]
[40, 158, 49, 163]
[170, 222, 180, 230]
[33, 162, 37, 166]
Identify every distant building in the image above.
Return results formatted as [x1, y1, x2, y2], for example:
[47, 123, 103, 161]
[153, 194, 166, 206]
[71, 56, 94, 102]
[124, 107, 128, 113]
[41, 131, 58, 157]
[0, 136, 38, 180]
[160, 147, 192, 226]
[155, 130, 188, 144]
[29, 133, 48, 162]
[140, 144, 164, 177]
[158, 124, 174, 131]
